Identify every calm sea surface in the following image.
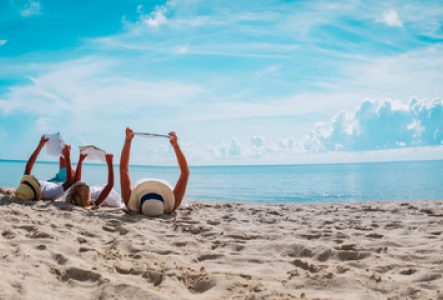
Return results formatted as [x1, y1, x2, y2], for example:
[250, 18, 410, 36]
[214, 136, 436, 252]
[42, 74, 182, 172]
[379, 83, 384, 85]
[0, 160, 442, 204]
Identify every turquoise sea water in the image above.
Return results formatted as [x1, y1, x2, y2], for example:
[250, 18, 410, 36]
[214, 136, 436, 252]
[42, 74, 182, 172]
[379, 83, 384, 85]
[0, 159, 442, 204]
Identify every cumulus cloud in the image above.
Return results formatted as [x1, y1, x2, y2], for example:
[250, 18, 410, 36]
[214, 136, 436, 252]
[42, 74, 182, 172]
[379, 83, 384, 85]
[204, 98, 443, 163]
[206, 134, 303, 162]
[0, 40, 7, 46]
[303, 98, 443, 151]
[207, 138, 243, 158]
[250, 135, 265, 147]
[377, 9, 403, 28]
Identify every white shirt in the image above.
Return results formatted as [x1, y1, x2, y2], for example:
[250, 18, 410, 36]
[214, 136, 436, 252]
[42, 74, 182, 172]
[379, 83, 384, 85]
[90, 186, 124, 208]
[39, 180, 64, 200]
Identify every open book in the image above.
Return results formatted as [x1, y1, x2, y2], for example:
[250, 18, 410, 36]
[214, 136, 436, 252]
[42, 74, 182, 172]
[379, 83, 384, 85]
[134, 132, 172, 140]
[44, 132, 65, 157]
[79, 145, 106, 162]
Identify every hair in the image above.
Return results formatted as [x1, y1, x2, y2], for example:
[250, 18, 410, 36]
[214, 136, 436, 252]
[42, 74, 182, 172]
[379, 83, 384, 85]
[66, 182, 91, 207]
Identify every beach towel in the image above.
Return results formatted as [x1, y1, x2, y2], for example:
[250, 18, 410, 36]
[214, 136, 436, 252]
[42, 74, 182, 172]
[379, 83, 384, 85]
[79, 145, 106, 162]
[45, 132, 65, 157]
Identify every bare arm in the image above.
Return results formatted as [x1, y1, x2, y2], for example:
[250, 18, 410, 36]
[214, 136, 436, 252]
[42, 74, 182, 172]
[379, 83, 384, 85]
[74, 153, 88, 183]
[169, 132, 190, 211]
[120, 127, 134, 205]
[24, 135, 48, 175]
[96, 153, 114, 206]
[59, 156, 65, 169]
[61, 145, 73, 191]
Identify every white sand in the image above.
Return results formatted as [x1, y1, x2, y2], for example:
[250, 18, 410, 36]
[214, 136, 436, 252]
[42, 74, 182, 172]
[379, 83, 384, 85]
[1, 187, 442, 300]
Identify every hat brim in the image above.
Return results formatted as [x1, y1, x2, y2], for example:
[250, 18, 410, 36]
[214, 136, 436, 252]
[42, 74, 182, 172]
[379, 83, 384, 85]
[128, 179, 175, 214]
[16, 175, 41, 201]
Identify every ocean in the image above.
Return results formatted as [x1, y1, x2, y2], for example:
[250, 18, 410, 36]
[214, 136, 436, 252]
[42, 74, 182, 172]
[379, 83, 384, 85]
[1, 159, 442, 204]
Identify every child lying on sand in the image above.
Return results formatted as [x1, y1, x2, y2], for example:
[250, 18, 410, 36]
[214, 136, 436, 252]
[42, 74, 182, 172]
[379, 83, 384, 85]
[65, 152, 124, 209]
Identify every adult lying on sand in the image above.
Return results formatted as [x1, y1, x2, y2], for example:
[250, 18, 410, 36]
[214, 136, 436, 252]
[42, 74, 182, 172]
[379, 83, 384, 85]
[15, 135, 73, 201]
[65, 152, 123, 208]
[120, 127, 190, 216]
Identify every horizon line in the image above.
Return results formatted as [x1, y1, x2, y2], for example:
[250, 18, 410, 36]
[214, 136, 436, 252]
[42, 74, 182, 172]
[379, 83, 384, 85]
[0, 157, 442, 168]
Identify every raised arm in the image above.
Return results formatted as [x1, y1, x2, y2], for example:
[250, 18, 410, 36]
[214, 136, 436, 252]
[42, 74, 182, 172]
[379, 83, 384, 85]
[95, 153, 114, 206]
[61, 145, 73, 191]
[59, 156, 65, 169]
[169, 132, 190, 211]
[74, 152, 88, 183]
[24, 135, 48, 175]
[120, 127, 134, 205]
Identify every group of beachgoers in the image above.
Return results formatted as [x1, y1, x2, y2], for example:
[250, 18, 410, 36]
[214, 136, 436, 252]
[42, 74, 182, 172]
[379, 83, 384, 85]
[14, 127, 189, 216]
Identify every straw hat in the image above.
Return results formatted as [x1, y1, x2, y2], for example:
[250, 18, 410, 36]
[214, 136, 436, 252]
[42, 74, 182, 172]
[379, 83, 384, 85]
[128, 179, 175, 216]
[15, 175, 41, 201]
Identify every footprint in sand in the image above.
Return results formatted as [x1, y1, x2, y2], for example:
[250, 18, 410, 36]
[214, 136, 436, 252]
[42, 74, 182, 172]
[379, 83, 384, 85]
[399, 268, 416, 275]
[1, 230, 16, 239]
[143, 269, 164, 286]
[53, 253, 68, 265]
[195, 253, 224, 262]
[115, 265, 143, 276]
[315, 248, 332, 262]
[173, 241, 188, 247]
[292, 259, 323, 273]
[335, 250, 370, 261]
[14, 225, 37, 232]
[61, 267, 102, 283]
[96, 284, 164, 299]
[285, 244, 314, 258]
[29, 231, 53, 239]
[179, 269, 216, 293]
[102, 220, 129, 235]
[79, 230, 96, 238]
[415, 273, 441, 282]
[366, 233, 384, 239]
[207, 220, 220, 226]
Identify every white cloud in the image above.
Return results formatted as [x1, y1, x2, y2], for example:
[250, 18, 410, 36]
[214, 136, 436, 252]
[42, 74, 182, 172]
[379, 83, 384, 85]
[0, 40, 7, 46]
[0, 57, 202, 116]
[303, 98, 443, 152]
[205, 134, 302, 163]
[0, 56, 204, 159]
[377, 9, 403, 28]
[255, 64, 281, 78]
[144, 5, 168, 28]
[18, 0, 41, 17]
[174, 45, 188, 55]
[250, 135, 265, 147]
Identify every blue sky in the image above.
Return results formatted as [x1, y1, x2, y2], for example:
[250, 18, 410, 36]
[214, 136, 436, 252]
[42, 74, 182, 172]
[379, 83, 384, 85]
[1, 0, 443, 165]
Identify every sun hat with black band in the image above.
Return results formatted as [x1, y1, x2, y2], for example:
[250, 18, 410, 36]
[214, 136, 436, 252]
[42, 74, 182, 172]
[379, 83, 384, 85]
[128, 179, 175, 216]
[15, 175, 41, 201]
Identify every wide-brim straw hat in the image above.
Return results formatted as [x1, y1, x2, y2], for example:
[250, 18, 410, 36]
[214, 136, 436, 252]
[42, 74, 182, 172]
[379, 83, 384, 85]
[15, 175, 41, 201]
[128, 179, 175, 216]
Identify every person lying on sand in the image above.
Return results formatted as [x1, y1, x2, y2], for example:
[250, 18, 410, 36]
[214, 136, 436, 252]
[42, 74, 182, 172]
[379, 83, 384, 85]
[120, 127, 190, 216]
[65, 152, 124, 208]
[15, 135, 73, 201]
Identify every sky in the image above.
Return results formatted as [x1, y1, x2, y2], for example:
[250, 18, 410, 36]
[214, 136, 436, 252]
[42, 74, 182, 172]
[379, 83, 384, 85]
[0, 0, 443, 165]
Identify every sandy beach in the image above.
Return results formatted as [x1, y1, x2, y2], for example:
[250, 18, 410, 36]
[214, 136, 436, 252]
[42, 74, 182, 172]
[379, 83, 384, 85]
[0, 187, 442, 300]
